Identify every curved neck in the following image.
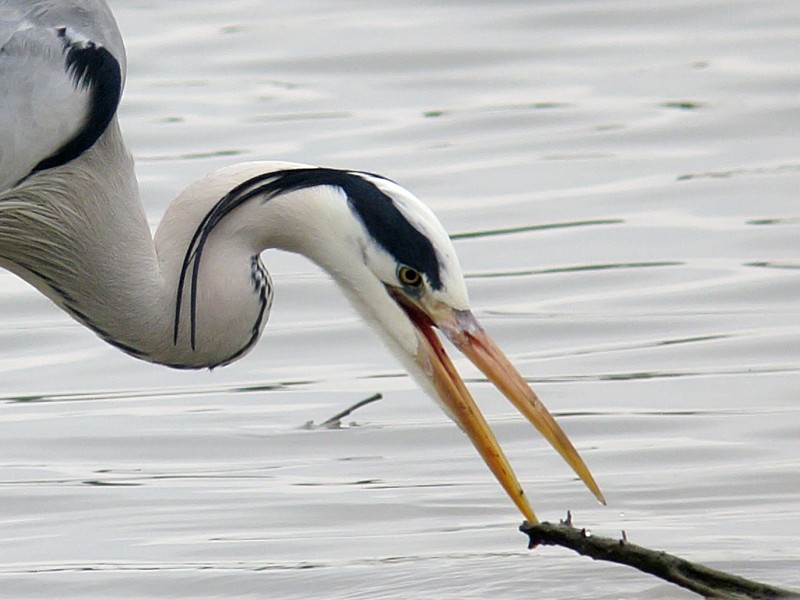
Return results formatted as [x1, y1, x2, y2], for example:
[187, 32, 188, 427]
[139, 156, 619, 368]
[154, 162, 377, 367]
[0, 129, 380, 368]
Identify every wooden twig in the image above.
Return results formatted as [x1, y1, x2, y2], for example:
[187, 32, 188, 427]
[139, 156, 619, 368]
[520, 514, 798, 599]
[304, 393, 383, 429]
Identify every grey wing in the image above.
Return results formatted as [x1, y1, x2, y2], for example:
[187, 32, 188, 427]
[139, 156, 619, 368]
[0, 0, 126, 191]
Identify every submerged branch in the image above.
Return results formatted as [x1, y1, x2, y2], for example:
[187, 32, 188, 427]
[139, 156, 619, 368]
[304, 393, 383, 429]
[520, 514, 798, 599]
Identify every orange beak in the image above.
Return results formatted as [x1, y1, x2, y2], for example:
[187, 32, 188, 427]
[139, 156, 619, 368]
[397, 295, 605, 523]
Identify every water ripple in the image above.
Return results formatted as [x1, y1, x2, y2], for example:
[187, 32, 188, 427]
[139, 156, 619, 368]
[452, 218, 623, 240]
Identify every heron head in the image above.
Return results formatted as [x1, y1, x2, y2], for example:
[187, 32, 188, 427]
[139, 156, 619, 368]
[328, 172, 605, 522]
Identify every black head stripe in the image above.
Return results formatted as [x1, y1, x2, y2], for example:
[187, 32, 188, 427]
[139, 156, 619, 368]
[339, 173, 443, 291]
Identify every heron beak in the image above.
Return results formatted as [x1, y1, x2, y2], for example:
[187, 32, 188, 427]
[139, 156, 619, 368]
[395, 295, 605, 523]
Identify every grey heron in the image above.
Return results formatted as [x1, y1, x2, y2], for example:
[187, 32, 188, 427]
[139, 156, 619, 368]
[0, 0, 604, 522]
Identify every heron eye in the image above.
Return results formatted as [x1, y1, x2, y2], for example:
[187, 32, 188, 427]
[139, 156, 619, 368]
[398, 266, 423, 288]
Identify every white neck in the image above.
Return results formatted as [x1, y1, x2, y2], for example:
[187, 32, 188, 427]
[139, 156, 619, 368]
[0, 120, 405, 368]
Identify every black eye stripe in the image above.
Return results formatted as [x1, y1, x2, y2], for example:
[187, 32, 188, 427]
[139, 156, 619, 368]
[338, 174, 442, 290]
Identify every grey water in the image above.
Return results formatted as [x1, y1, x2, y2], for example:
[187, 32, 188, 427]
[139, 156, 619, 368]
[1, 1, 798, 598]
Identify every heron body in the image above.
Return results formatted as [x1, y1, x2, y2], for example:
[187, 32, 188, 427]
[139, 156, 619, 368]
[0, 0, 604, 521]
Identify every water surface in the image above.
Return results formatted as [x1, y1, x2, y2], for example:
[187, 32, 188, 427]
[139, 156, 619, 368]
[1, 1, 798, 598]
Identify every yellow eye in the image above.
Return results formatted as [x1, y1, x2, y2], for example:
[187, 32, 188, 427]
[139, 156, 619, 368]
[398, 266, 423, 288]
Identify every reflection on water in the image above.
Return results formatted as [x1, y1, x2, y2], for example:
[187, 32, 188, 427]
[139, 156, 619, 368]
[451, 218, 624, 240]
[1, 0, 799, 598]
[466, 260, 682, 279]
